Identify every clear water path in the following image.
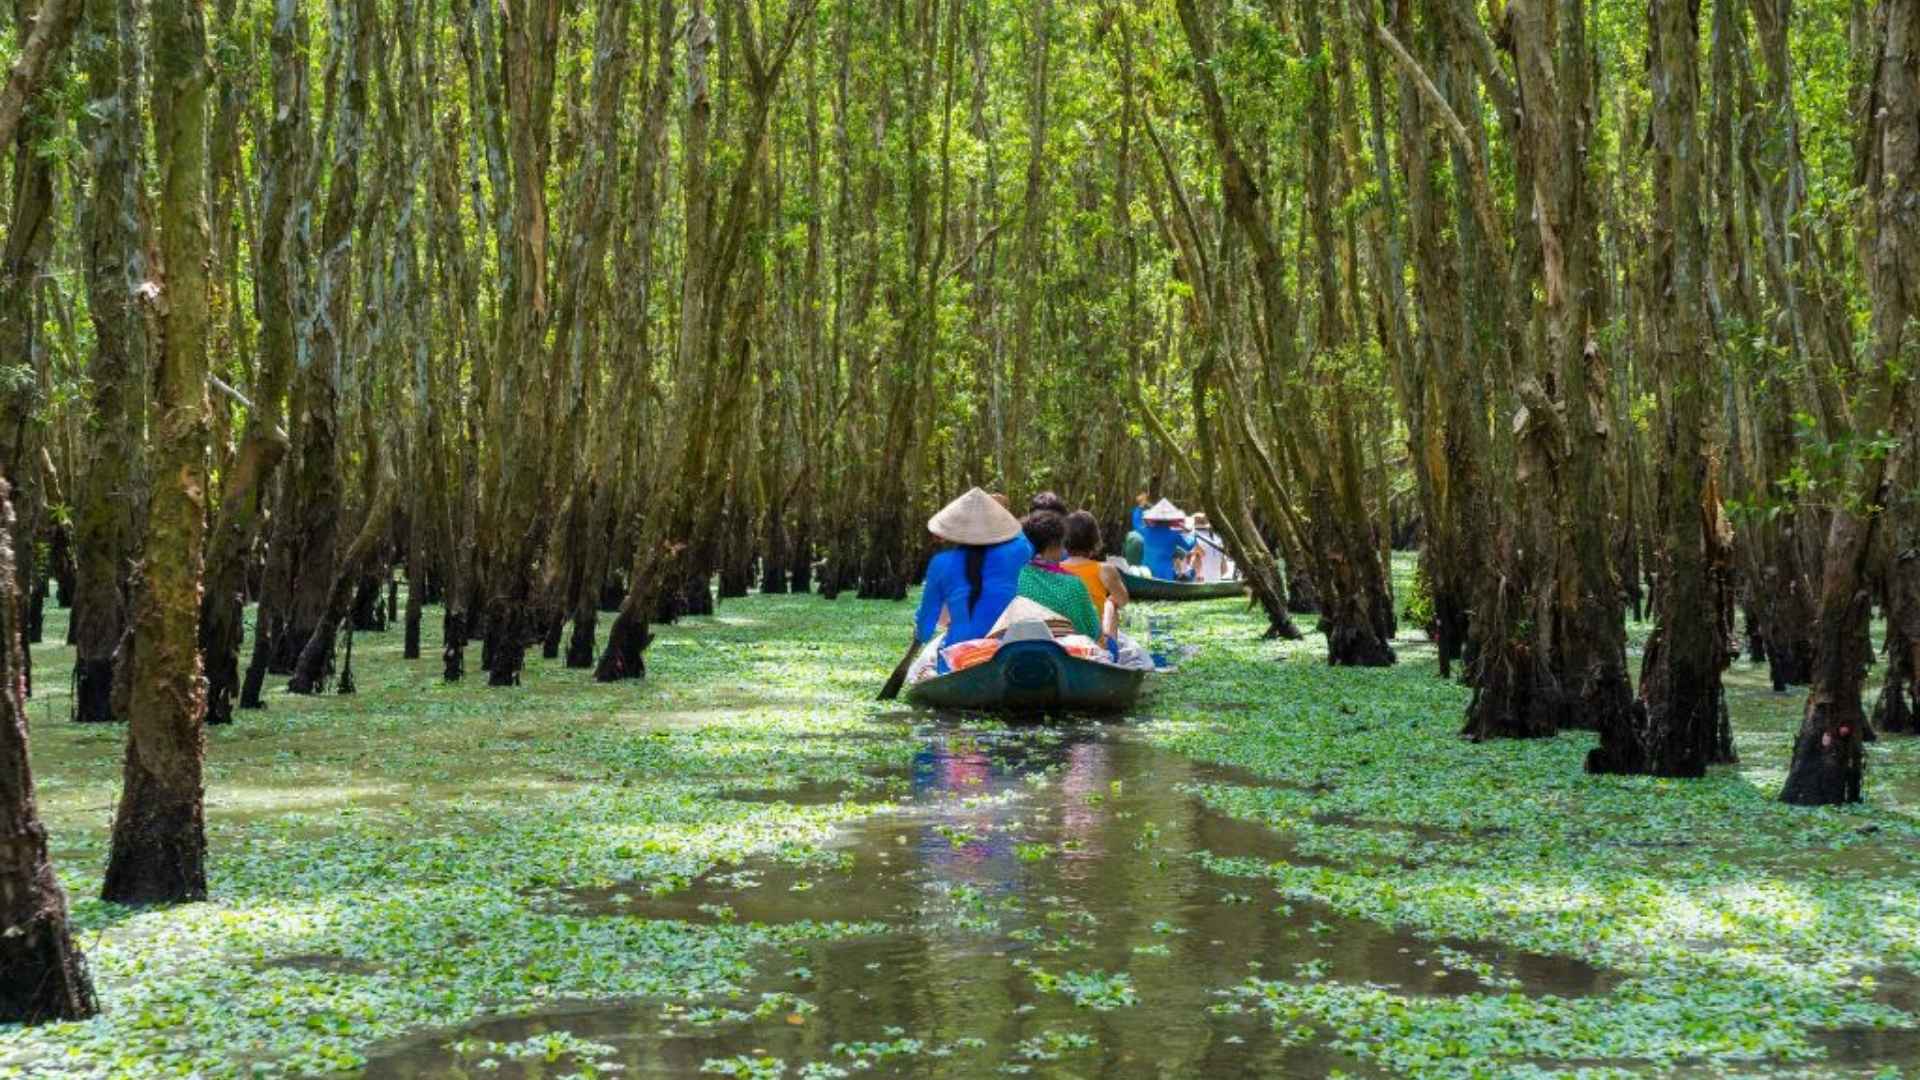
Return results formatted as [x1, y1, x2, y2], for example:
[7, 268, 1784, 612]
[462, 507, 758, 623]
[363, 719, 1613, 1078]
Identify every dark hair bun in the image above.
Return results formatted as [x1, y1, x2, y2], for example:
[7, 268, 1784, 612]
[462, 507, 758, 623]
[1020, 510, 1067, 551]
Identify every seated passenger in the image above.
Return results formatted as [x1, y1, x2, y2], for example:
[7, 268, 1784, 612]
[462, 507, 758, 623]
[1014, 511, 1102, 641]
[1031, 490, 1070, 516]
[1139, 498, 1197, 579]
[1124, 492, 1148, 567]
[913, 489, 1032, 670]
[1060, 510, 1130, 646]
[1173, 551, 1198, 582]
[1190, 512, 1234, 581]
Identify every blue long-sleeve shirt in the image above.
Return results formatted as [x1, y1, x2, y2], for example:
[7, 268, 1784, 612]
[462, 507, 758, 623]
[914, 535, 1033, 645]
[1140, 523, 1195, 580]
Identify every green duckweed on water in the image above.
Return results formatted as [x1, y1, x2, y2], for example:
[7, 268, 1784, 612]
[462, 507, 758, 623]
[6, 581, 1920, 1078]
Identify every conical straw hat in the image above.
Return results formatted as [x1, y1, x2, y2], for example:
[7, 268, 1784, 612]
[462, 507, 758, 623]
[928, 487, 1023, 545]
[989, 597, 1073, 638]
[1142, 497, 1186, 523]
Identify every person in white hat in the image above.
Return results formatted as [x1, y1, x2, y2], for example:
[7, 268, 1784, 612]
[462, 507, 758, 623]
[912, 488, 1033, 668]
[1138, 498, 1196, 580]
[1188, 512, 1234, 582]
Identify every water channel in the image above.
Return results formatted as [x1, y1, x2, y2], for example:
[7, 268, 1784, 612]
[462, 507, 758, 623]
[360, 716, 1619, 1078]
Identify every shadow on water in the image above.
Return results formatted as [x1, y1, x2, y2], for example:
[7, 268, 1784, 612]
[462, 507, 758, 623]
[362, 721, 1616, 1078]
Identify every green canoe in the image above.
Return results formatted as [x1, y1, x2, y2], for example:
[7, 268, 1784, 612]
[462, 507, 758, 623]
[1119, 572, 1247, 602]
[906, 639, 1147, 714]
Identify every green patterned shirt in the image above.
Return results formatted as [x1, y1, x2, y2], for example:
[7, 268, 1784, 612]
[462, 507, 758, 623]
[1015, 563, 1103, 640]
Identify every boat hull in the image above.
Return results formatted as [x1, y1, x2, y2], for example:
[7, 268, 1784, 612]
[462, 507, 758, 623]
[905, 640, 1146, 714]
[1119, 572, 1246, 602]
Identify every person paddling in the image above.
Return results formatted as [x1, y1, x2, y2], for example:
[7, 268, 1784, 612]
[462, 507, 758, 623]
[1138, 498, 1196, 580]
[910, 488, 1031, 672]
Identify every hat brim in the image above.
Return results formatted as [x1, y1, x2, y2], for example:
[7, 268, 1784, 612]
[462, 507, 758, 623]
[927, 488, 1024, 545]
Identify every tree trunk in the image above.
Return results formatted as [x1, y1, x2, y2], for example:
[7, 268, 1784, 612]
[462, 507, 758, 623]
[403, 518, 424, 659]
[0, 0, 74, 697]
[1384, 0, 1488, 681]
[0, 0, 80, 153]
[0, 480, 96, 1023]
[1591, 0, 1732, 777]
[289, 477, 398, 693]
[475, 0, 565, 689]
[200, 434, 287, 724]
[273, 0, 371, 674]
[102, 0, 214, 903]
[788, 515, 813, 594]
[1877, 442, 1920, 733]
[1874, 620, 1917, 735]
[70, 0, 146, 724]
[1781, 0, 1918, 804]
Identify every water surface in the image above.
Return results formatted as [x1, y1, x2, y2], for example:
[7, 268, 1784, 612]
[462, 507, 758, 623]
[363, 719, 1614, 1078]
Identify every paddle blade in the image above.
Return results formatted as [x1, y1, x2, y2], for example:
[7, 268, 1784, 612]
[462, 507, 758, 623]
[878, 637, 921, 700]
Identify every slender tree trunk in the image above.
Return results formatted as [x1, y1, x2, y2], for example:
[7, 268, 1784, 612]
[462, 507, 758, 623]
[70, 0, 146, 723]
[200, 435, 287, 723]
[1382, 0, 1486, 679]
[289, 475, 396, 693]
[1878, 579, 1918, 735]
[1002, 0, 1051, 498]
[195, 0, 304, 717]
[1876, 439, 1920, 733]
[0, 0, 78, 697]
[274, 0, 370, 674]
[478, 0, 564, 688]
[102, 0, 214, 903]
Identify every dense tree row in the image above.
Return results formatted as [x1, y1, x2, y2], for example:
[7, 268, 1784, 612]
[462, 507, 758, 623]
[1, 0, 1915, 1023]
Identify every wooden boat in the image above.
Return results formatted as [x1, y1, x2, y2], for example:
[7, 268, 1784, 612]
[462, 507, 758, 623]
[906, 639, 1147, 714]
[1119, 571, 1247, 602]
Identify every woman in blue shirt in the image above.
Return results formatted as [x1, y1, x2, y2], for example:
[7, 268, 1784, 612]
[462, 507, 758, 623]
[914, 489, 1031, 654]
[1138, 498, 1196, 579]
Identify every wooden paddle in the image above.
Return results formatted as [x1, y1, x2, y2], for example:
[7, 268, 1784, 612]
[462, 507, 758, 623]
[877, 635, 922, 701]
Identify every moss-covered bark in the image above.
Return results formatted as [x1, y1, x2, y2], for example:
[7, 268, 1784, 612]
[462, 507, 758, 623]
[70, 0, 145, 724]
[102, 0, 213, 903]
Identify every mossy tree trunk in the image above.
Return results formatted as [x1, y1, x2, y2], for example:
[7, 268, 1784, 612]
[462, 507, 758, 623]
[102, 0, 214, 903]
[1592, 0, 1731, 777]
[70, 0, 145, 723]
[476, 0, 564, 688]
[1781, 0, 1918, 805]
[288, 472, 396, 693]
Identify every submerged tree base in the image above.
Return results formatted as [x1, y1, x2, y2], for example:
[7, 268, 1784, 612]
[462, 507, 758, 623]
[1780, 698, 1866, 805]
[593, 614, 650, 682]
[0, 910, 97, 1025]
[101, 776, 207, 905]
